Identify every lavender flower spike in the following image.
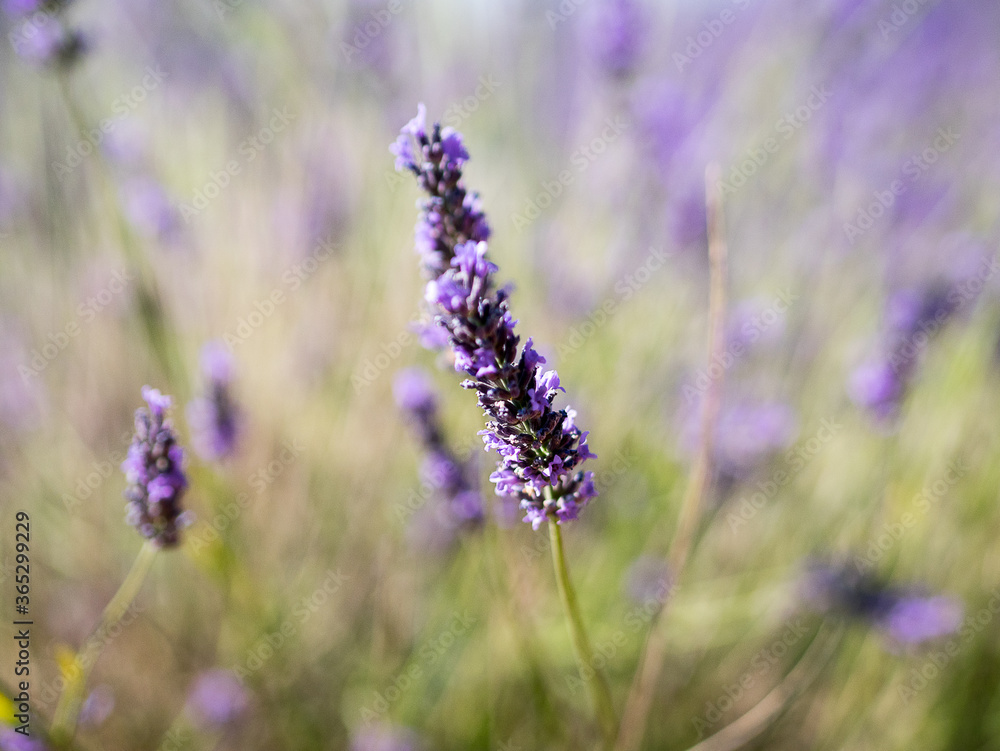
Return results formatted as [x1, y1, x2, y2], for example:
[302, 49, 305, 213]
[122, 386, 190, 548]
[394, 368, 484, 529]
[393, 108, 597, 529]
[187, 342, 242, 461]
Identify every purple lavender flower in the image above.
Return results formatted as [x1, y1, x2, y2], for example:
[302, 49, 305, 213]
[120, 177, 179, 241]
[390, 104, 490, 277]
[122, 386, 190, 548]
[185, 669, 249, 728]
[79, 685, 115, 728]
[588, 0, 646, 78]
[0, 729, 48, 751]
[392, 109, 597, 529]
[9, 13, 85, 68]
[350, 724, 422, 751]
[187, 342, 241, 461]
[882, 596, 963, 644]
[394, 368, 484, 531]
[850, 282, 961, 422]
[804, 562, 962, 646]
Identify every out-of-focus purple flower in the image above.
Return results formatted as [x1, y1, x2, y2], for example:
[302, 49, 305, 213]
[848, 360, 903, 421]
[716, 403, 797, 476]
[392, 367, 437, 413]
[187, 342, 241, 462]
[10, 13, 85, 67]
[883, 596, 963, 644]
[0, 729, 48, 751]
[393, 109, 597, 530]
[803, 562, 962, 646]
[120, 177, 179, 240]
[624, 556, 672, 606]
[588, 0, 646, 78]
[122, 386, 191, 548]
[185, 669, 249, 728]
[350, 724, 422, 751]
[2, 0, 44, 13]
[850, 280, 963, 422]
[682, 400, 797, 480]
[394, 368, 484, 533]
[726, 297, 788, 352]
[79, 685, 115, 728]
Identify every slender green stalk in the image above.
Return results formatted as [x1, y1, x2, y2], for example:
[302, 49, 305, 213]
[56, 72, 184, 388]
[616, 163, 729, 751]
[548, 518, 617, 747]
[51, 543, 158, 747]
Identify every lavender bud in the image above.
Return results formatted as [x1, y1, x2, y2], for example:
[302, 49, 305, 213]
[187, 342, 242, 461]
[122, 386, 190, 548]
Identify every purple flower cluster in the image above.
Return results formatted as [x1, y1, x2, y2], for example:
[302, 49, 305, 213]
[588, 0, 647, 79]
[122, 386, 190, 548]
[390, 104, 491, 278]
[5, 0, 86, 68]
[392, 106, 597, 529]
[185, 669, 250, 728]
[187, 342, 242, 461]
[849, 283, 959, 422]
[394, 368, 484, 530]
[805, 562, 962, 646]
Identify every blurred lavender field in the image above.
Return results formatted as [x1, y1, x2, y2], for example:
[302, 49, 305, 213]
[1, 0, 1000, 749]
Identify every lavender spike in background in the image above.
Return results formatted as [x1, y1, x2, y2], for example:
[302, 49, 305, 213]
[187, 341, 242, 461]
[122, 386, 191, 547]
[393, 367, 485, 530]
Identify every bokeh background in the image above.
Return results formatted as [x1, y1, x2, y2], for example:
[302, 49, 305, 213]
[1, 0, 1000, 749]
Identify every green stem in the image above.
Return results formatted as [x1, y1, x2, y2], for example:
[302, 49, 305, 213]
[548, 519, 617, 748]
[50, 543, 158, 747]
